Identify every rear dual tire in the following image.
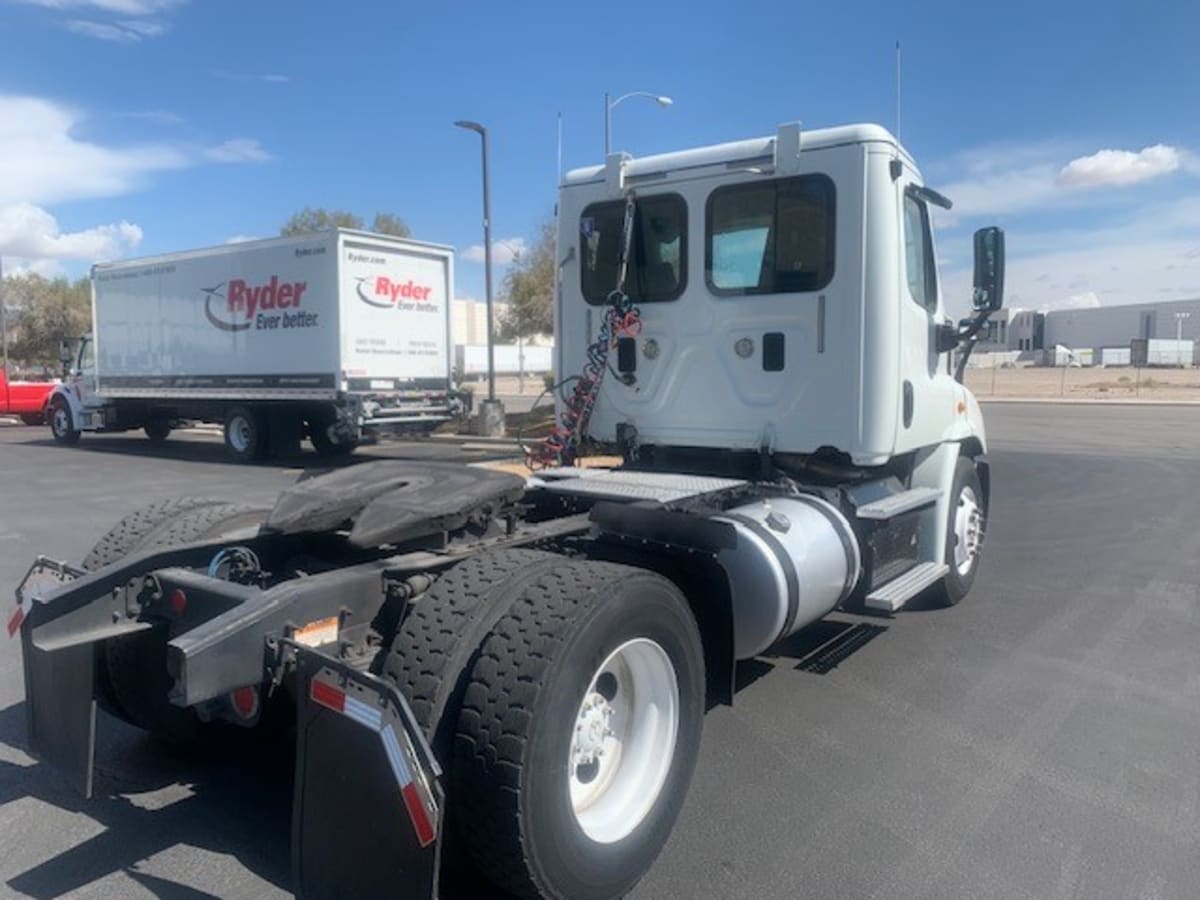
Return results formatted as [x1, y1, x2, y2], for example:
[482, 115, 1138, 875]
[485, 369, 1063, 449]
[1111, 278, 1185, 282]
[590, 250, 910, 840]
[82, 498, 269, 741]
[384, 551, 705, 900]
[224, 406, 266, 462]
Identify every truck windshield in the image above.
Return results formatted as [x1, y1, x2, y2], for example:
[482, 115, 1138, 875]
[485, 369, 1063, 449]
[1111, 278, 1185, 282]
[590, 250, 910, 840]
[580, 193, 686, 304]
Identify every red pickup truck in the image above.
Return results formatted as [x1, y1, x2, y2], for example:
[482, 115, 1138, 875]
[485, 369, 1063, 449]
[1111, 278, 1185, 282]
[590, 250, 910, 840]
[0, 368, 55, 425]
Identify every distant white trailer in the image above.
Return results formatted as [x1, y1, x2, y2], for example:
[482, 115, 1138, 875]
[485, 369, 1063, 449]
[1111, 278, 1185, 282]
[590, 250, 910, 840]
[1098, 347, 1131, 367]
[456, 344, 553, 376]
[1131, 338, 1193, 367]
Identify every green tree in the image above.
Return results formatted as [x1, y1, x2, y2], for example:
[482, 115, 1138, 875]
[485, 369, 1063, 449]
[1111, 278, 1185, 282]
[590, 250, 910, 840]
[370, 212, 411, 238]
[281, 208, 411, 238]
[498, 220, 555, 339]
[4, 274, 91, 368]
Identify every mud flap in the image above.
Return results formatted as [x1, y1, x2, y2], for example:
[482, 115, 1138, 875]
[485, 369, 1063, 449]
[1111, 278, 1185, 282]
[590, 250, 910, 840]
[13, 557, 99, 797]
[290, 642, 443, 900]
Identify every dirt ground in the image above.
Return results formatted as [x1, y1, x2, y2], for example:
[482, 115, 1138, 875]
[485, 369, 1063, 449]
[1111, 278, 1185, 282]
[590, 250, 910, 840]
[964, 364, 1200, 401]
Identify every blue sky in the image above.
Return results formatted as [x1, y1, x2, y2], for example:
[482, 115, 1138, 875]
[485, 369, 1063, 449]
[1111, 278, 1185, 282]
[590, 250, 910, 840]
[2, 0, 1199, 313]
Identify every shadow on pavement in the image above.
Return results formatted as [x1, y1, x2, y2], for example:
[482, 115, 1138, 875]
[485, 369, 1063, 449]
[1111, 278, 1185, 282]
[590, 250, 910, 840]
[0, 702, 293, 899]
[4, 430, 514, 469]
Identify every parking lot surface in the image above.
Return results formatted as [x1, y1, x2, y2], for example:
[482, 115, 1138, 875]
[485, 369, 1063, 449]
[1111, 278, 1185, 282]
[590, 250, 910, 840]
[1, 404, 1198, 899]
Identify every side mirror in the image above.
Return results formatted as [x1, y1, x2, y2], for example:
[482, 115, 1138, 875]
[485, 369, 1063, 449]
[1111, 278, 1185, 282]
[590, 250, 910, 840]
[972, 226, 1005, 312]
[58, 339, 74, 366]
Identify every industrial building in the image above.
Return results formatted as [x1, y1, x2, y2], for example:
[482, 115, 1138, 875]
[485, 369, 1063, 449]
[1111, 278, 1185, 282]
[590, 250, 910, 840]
[975, 297, 1200, 361]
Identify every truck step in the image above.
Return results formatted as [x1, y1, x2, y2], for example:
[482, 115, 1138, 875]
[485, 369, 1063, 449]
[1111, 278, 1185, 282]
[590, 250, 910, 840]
[864, 561, 949, 612]
[855, 487, 941, 521]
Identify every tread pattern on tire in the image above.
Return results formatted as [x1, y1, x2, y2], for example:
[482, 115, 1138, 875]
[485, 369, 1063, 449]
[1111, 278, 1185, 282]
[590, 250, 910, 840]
[81, 497, 228, 571]
[452, 559, 648, 900]
[380, 548, 561, 742]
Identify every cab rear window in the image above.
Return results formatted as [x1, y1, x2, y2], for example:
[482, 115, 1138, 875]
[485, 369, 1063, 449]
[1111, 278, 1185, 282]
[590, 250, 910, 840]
[580, 193, 687, 304]
[706, 174, 835, 295]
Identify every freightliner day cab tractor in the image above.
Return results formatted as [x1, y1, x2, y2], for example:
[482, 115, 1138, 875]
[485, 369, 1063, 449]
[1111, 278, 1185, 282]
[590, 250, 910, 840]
[45, 229, 462, 461]
[12, 122, 1003, 899]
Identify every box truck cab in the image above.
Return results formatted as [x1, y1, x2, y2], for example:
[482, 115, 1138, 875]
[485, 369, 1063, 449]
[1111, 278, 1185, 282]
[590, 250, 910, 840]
[44, 229, 463, 461]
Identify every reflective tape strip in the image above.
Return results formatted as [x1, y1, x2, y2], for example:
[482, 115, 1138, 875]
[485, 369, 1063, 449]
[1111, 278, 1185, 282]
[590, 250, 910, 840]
[401, 781, 436, 847]
[310, 678, 345, 713]
[343, 694, 383, 732]
[380, 721, 414, 787]
[310, 671, 437, 848]
[6, 596, 32, 639]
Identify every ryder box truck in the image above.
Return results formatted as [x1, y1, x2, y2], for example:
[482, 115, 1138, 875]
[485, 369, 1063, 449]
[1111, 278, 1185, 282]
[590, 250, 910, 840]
[45, 230, 461, 461]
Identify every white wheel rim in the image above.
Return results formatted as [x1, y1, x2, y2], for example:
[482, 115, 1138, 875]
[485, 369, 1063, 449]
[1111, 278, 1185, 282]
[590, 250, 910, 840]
[953, 485, 983, 577]
[229, 416, 251, 452]
[568, 637, 679, 844]
[53, 407, 69, 435]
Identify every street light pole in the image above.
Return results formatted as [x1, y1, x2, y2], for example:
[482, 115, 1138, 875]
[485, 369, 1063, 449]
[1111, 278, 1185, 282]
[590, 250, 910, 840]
[455, 119, 505, 436]
[604, 91, 673, 156]
[0, 255, 8, 377]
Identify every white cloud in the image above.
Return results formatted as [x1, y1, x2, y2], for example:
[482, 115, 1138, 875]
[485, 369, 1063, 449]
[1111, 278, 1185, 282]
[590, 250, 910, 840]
[205, 138, 272, 164]
[0, 202, 143, 261]
[0, 95, 187, 206]
[1058, 145, 1181, 189]
[935, 141, 1188, 219]
[18, 0, 183, 12]
[214, 71, 290, 84]
[123, 108, 183, 125]
[462, 237, 526, 265]
[4, 257, 67, 278]
[66, 17, 165, 41]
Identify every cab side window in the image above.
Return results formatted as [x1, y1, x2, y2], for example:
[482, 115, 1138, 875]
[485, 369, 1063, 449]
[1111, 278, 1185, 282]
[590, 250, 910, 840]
[903, 192, 938, 312]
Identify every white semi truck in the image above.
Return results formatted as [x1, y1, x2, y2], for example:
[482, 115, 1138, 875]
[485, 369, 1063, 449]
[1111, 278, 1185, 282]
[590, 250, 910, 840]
[13, 122, 1002, 899]
[45, 230, 461, 461]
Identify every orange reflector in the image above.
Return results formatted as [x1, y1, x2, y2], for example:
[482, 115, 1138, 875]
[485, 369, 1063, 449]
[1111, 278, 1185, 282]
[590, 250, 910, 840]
[956, 401, 967, 414]
[231, 685, 259, 719]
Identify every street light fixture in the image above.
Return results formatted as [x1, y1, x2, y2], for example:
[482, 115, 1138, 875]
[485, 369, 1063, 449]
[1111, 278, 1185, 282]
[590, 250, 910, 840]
[604, 91, 673, 156]
[454, 119, 505, 436]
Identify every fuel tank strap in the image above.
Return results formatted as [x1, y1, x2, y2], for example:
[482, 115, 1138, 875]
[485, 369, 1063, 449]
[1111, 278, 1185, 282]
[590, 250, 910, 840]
[721, 513, 801, 639]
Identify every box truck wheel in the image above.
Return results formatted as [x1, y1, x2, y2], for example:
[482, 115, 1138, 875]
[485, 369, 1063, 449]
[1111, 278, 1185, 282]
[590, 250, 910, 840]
[452, 561, 705, 900]
[49, 396, 80, 445]
[224, 406, 266, 462]
[936, 458, 987, 607]
[144, 419, 172, 442]
[307, 413, 357, 458]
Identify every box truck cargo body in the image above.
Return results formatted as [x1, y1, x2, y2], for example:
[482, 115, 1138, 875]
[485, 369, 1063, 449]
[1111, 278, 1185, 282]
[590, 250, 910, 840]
[46, 230, 463, 460]
[1130, 338, 1194, 367]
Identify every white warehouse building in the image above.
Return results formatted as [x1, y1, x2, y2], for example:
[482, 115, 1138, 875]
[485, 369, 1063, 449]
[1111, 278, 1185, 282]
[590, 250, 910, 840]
[1043, 297, 1200, 351]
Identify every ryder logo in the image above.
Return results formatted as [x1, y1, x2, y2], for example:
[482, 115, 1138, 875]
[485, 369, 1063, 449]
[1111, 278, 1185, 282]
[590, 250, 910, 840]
[355, 276, 434, 310]
[203, 276, 317, 332]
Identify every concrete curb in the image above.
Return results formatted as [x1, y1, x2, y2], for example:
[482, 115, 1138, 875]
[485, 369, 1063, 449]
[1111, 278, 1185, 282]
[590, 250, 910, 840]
[978, 397, 1200, 406]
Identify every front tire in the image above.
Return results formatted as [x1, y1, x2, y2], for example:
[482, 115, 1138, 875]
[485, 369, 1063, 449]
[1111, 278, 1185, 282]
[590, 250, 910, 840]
[453, 560, 705, 900]
[936, 457, 986, 607]
[49, 396, 80, 445]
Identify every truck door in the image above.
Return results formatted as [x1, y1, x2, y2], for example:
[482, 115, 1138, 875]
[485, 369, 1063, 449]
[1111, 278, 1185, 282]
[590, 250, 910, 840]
[894, 176, 957, 449]
[71, 337, 99, 410]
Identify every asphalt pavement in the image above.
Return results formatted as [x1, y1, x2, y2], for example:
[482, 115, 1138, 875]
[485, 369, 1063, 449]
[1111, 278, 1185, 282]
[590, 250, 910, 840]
[0, 404, 1198, 899]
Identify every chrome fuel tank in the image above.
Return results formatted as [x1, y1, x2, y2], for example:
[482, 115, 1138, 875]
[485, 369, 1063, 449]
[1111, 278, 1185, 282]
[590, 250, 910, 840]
[713, 495, 861, 659]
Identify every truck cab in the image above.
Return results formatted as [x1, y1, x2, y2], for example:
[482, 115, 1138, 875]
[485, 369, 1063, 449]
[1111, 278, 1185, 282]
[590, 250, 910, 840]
[557, 123, 990, 468]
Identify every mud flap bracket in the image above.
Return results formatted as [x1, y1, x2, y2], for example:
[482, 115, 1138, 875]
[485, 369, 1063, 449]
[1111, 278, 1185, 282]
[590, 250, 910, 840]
[289, 640, 443, 900]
